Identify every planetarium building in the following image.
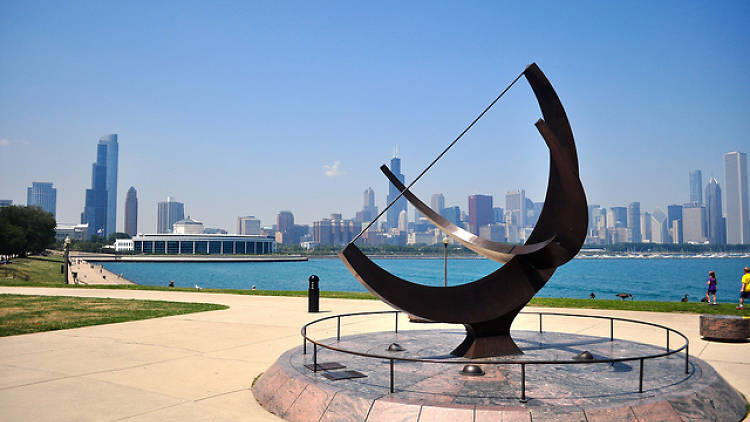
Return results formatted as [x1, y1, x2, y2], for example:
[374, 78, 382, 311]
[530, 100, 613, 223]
[126, 233, 276, 255]
[116, 217, 276, 255]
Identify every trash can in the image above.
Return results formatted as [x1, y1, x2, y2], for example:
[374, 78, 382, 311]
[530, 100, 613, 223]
[308, 275, 320, 313]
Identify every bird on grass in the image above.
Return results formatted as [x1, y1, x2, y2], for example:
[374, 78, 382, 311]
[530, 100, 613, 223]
[589, 292, 596, 300]
[616, 292, 633, 300]
[194, 284, 202, 290]
[681, 294, 689, 302]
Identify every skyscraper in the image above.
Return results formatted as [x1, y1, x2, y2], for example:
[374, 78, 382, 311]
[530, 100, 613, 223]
[27, 182, 56, 218]
[651, 208, 668, 244]
[386, 149, 407, 230]
[99, 135, 118, 236]
[723, 151, 749, 244]
[277, 211, 294, 235]
[440, 206, 461, 226]
[157, 197, 185, 233]
[362, 187, 377, 220]
[431, 193, 445, 213]
[689, 170, 702, 206]
[364, 187, 375, 210]
[81, 143, 109, 239]
[607, 207, 627, 229]
[682, 206, 707, 243]
[397, 209, 408, 232]
[627, 202, 641, 243]
[587, 204, 601, 236]
[124, 187, 138, 236]
[237, 216, 261, 235]
[640, 212, 651, 242]
[468, 194, 493, 235]
[666, 204, 683, 243]
[705, 177, 725, 244]
[505, 189, 526, 228]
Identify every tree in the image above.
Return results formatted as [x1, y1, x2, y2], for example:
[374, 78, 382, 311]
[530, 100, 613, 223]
[0, 206, 56, 257]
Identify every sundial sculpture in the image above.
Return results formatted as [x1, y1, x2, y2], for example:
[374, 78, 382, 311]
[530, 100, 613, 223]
[339, 63, 588, 358]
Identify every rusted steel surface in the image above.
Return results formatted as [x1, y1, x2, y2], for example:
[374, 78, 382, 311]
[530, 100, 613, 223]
[339, 63, 588, 357]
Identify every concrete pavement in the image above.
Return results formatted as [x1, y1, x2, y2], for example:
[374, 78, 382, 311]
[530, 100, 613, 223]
[68, 259, 135, 285]
[0, 286, 747, 421]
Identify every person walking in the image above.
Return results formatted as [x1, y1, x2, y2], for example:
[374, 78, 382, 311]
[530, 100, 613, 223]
[737, 267, 750, 310]
[706, 270, 717, 305]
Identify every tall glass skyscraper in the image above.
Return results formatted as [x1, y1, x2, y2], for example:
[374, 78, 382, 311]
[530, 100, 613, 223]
[99, 134, 118, 237]
[723, 151, 749, 244]
[469, 194, 493, 235]
[705, 177, 725, 244]
[689, 170, 702, 206]
[124, 187, 138, 236]
[431, 193, 445, 214]
[157, 197, 185, 233]
[627, 202, 641, 243]
[81, 143, 109, 239]
[386, 149, 406, 230]
[27, 182, 57, 218]
[505, 189, 527, 228]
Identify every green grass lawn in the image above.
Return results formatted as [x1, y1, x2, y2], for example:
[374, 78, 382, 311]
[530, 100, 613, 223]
[0, 255, 65, 285]
[2, 255, 748, 316]
[0, 294, 227, 337]
[527, 297, 748, 315]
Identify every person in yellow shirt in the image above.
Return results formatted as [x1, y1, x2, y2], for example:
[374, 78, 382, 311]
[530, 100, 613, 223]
[738, 267, 750, 310]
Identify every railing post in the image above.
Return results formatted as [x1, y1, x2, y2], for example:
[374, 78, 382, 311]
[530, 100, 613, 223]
[610, 318, 614, 341]
[638, 358, 644, 392]
[539, 313, 543, 333]
[313, 343, 318, 373]
[337, 316, 341, 341]
[395, 312, 399, 333]
[389, 359, 395, 393]
[685, 344, 689, 374]
[520, 363, 527, 403]
[666, 330, 669, 352]
[302, 327, 307, 354]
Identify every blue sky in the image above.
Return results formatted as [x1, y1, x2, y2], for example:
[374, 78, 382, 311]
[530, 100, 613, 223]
[1, 1, 748, 231]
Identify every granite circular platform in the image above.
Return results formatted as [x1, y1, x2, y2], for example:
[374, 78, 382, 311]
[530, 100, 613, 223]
[253, 330, 747, 421]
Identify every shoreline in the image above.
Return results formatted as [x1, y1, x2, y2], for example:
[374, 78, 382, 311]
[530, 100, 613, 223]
[68, 258, 136, 286]
[67, 251, 750, 262]
[72, 253, 308, 263]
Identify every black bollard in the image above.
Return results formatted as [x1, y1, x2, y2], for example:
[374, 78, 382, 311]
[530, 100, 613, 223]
[308, 274, 320, 312]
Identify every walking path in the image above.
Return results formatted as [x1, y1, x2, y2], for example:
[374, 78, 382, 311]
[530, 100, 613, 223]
[0, 286, 747, 421]
[67, 259, 135, 285]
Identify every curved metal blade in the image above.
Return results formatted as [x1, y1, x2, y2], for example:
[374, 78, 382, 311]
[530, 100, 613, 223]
[380, 165, 552, 263]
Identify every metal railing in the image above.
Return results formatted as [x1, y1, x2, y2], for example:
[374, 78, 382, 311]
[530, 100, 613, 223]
[301, 310, 690, 402]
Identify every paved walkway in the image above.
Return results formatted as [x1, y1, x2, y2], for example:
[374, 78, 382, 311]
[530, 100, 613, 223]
[0, 286, 747, 421]
[68, 259, 135, 285]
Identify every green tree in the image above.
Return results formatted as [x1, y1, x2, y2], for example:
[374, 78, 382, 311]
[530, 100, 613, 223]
[0, 206, 56, 257]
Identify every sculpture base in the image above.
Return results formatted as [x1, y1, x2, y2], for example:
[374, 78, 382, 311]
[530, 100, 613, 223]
[253, 330, 747, 422]
[451, 333, 523, 357]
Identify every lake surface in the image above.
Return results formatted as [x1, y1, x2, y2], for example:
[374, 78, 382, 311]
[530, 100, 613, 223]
[102, 257, 749, 303]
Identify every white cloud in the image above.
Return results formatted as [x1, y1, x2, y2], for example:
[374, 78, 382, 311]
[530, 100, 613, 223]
[0, 138, 29, 147]
[323, 161, 344, 177]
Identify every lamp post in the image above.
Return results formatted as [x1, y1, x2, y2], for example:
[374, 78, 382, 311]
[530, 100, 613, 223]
[442, 237, 449, 287]
[63, 236, 71, 285]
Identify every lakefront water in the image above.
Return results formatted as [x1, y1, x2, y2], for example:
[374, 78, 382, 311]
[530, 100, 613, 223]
[101, 257, 749, 303]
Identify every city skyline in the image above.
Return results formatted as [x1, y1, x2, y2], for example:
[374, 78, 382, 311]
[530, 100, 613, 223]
[4, 148, 749, 241]
[1, 3, 748, 231]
